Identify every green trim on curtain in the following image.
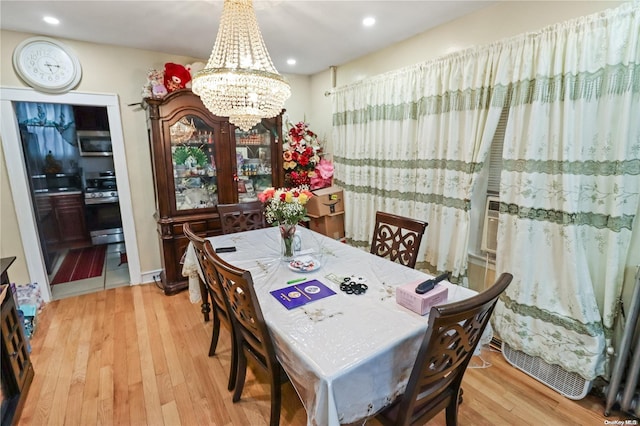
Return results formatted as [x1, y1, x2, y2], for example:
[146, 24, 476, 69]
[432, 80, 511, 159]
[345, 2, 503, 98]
[509, 62, 640, 106]
[499, 203, 635, 232]
[334, 179, 472, 211]
[501, 294, 604, 337]
[334, 156, 485, 174]
[502, 158, 640, 176]
[333, 85, 506, 126]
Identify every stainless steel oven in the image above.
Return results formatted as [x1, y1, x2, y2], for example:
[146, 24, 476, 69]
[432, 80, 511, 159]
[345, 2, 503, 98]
[84, 171, 123, 245]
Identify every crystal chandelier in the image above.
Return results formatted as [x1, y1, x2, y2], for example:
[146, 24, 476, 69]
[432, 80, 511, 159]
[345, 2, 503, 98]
[191, 0, 291, 132]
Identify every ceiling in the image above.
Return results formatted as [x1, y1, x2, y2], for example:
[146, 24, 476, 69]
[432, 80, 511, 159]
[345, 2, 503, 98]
[0, 1, 496, 76]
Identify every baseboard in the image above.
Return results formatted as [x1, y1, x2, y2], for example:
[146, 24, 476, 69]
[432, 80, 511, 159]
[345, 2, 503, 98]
[140, 269, 163, 285]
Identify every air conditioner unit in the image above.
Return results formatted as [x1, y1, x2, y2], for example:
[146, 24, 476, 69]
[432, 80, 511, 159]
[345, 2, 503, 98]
[502, 342, 592, 400]
[481, 196, 499, 254]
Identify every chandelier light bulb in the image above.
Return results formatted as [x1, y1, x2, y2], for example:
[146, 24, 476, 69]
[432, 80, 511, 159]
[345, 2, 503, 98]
[192, 0, 291, 132]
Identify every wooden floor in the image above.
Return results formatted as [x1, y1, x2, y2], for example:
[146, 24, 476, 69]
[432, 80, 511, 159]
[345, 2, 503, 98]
[17, 284, 633, 426]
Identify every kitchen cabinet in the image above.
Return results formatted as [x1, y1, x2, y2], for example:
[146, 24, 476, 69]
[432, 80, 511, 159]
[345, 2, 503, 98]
[145, 89, 283, 295]
[73, 105, 109, 131]
[1, 257, 34, 426]
[35, 193, 91, 250]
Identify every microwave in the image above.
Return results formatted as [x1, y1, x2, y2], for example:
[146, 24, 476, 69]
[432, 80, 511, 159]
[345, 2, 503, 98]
[77, 130, 112, 156]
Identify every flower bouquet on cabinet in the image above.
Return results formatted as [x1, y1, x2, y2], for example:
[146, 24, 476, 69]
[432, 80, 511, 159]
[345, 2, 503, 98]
[282, 120, 334, 189]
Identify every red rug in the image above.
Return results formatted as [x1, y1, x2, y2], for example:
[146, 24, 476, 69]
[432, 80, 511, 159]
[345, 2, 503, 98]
[51, 246, 107, 285]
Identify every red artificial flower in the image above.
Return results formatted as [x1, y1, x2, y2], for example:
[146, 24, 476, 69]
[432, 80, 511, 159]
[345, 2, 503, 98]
[298, 155, 310, 167]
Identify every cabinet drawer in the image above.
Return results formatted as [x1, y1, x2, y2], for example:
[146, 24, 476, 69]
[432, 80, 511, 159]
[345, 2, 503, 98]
[171, 219, 221, 236]
[53, 194, 84, 207]
[35, 196, 52, 212]
[173, 221, 207, 235]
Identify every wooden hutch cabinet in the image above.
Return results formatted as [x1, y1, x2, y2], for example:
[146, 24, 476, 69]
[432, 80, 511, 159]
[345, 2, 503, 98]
[145, 89, 283, 295]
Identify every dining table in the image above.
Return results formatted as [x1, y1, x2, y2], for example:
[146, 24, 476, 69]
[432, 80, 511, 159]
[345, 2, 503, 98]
[182, 226, 481, 426]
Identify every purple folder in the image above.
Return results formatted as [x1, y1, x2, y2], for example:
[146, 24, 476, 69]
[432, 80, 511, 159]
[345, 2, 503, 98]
[270, 279, 336, 310]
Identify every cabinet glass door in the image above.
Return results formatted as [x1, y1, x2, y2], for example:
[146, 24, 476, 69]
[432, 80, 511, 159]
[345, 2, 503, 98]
[234, 123, 273, 202]
[170, 115, 218, 210]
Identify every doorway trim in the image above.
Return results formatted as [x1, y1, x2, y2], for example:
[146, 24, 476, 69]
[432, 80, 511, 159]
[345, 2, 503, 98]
[0, 86, 141, 302]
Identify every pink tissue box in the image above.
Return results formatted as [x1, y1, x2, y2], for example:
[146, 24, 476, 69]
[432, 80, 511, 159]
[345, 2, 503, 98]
[396, 280, 449, 315]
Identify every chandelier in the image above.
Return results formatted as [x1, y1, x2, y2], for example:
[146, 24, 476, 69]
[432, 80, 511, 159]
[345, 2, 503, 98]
[191, 0, 291, 132]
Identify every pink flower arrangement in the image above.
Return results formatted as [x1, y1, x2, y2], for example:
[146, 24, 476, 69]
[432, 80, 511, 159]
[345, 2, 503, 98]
[283, 120, 333, 189]
[310, 158, 334, 189]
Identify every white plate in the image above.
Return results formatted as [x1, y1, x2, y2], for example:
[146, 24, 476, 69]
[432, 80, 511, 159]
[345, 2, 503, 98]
[288, 256, 321, 273]
[303, 285, 321, 294]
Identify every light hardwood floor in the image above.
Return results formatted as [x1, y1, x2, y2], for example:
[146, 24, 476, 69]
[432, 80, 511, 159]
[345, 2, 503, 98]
[17, 284, 633, 425]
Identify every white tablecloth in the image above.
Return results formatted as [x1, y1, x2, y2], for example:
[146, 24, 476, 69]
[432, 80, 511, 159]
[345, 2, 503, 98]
[182, 226, 478, 426]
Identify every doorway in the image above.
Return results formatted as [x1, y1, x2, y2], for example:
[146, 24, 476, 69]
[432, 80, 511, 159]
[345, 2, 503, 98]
[1, 88, 140, 302]
[15, 101, 130, 299]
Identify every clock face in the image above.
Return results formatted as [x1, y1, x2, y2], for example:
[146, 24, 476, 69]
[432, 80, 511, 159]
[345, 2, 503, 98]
[13, 37, 82, 93]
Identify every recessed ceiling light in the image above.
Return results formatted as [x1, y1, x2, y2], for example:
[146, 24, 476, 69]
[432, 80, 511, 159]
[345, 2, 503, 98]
[362, 16, 376, 27]
[287, 58, 296, 66]
[43, 16, 60, 25]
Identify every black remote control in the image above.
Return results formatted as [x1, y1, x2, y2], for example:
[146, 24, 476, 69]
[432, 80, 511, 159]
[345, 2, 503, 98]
[215, 246, 237, 253]
[415, 272, 450, 294]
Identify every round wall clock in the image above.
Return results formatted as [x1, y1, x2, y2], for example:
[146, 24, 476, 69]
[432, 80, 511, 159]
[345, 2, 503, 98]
[12, 37, 82, 94]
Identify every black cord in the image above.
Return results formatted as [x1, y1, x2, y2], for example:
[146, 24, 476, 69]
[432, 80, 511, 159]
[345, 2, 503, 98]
[152, 274, 163, 290]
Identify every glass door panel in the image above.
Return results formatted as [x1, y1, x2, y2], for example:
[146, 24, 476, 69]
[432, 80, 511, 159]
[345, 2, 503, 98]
[235, 123, 273, 202]
[170, 115, 218, 210]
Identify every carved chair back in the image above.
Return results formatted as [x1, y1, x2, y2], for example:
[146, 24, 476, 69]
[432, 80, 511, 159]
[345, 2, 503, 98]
[376, 272, 513, 426]
[217, 201, 267, 234]
[370, 211, 428, 269]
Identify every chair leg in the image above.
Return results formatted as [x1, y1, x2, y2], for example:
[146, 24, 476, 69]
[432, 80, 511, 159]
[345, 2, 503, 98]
[446, 389, 462, 426]
[269, 366, 282, 426]
[227, 331, 238, 391]
[232, 348, 248, 403]
[208, 309, 221, 357]
[445, 406, 459, 426]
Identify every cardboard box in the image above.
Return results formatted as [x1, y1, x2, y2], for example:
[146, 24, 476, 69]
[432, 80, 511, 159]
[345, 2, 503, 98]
[308, 212, 345, 240]
[306, 187, 344, 217]
[396, 281, 449, 315]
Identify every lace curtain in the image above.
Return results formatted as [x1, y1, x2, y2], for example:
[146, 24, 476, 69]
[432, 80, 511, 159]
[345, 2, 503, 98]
[331, 2, 640, 380]
[16, 102, 78, 174]
[491, 3, 640, 380]
[332, 46, 503, 280]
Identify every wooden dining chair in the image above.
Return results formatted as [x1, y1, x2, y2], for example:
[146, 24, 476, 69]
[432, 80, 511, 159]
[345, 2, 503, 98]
[370, 211, 428, 269]
[183, 223, 237, 391]
[217, 201, 267, 234]
[375, 272, 513, 426]
[207, 247, 286, 426]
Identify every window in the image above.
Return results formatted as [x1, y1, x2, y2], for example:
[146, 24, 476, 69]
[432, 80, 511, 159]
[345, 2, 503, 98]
[487, 101, 509, 195]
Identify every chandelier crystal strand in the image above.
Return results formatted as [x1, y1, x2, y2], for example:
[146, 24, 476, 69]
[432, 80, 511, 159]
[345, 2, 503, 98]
[192, 0, 290, 132]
